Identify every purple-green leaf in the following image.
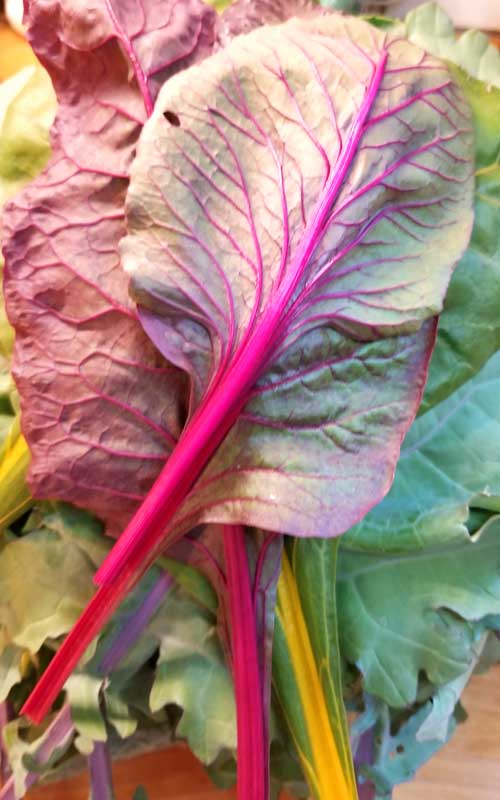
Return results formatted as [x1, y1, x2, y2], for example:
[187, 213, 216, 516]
[119, 14, 473, 541]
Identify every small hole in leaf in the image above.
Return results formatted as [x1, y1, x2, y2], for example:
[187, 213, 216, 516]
[396, 744, 405, 754]
[163, 110, 181, 127]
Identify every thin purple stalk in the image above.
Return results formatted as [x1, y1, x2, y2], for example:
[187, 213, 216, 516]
[223, 525, 267, 800]
[89, 741, 115, 800]
[0, 573, 172, 798]
[98, 572, 172, 675]
[355, 727, 376, 800]
[0, 705, 73, 800]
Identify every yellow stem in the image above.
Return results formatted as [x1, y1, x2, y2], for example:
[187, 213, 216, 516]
[277, 551, 355, 800]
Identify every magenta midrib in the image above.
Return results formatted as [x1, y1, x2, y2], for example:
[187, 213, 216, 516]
[104, 0, 154, 117]
[223, 525, 267, 800]
[21, 47, 390, 722]
[94, 48, 388, 588]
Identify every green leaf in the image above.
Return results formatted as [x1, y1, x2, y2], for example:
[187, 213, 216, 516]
[148, 590, 236, 764]
[0, 507, 108, 652]
[273, 540, 356, 800]
[338, 516, 500, 707]
[344, 351, 500, 553]
[358, 696, 459, 799]
[420, 74, 500, 412]
[66, 672, 107, 742]
[405, 3, 500, 87]
[0, 64, 56, 209]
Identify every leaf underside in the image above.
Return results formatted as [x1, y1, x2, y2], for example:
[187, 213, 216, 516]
[122, 14, 473, 540]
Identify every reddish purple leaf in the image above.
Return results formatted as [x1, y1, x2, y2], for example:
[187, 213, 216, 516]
[2, 0, 216, 529]
[218, 0, 318, 45]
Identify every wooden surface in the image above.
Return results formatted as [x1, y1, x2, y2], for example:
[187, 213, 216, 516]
[3, 13, 500, 800]
[22, 667, 500, 800]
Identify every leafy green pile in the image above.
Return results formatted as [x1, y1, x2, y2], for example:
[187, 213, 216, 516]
[0, 3, 500, 800]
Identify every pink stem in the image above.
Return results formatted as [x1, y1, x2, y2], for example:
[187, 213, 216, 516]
[223, 525, 267, 800]
[21, 49, 388, 724]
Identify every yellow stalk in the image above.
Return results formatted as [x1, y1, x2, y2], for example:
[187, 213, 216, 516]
[276, 551, 355, 800]
[0, 422, 31, 530]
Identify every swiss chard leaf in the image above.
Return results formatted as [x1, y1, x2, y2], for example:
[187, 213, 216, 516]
[338, 515, 500, 707]
[405, 2, 500, 88]
[119, 13, 473, 545]
[17, 10, 475, 724]
[391, 4, 500, 412]
[2, 0, 217, 529]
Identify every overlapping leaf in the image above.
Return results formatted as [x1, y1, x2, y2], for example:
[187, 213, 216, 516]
[394, 4, 500, 412]
[344, 351, 500, 553]
[338, 515, 500, 707]
[148, 590, 236, 764]
[405, 2, 500, 88]
[123, 14, 473, 541]
[2, 0, 218, 528]
[0, 506, 108, 653]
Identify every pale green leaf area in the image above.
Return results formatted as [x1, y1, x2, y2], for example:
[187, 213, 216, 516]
[338, 516, 500, 707]
[405, 3, 500, 88]
[0, 506, 107, 653]
[0, 65, 56, 208]
[66, 672, 107, 743]
[415, 634, 486, 743]
[148, 591, 236, 764]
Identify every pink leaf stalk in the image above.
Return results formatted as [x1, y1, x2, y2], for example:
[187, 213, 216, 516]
[224, 526, 267, 800]
[14, 11, 474, 739]
[21, 44, 389, 723]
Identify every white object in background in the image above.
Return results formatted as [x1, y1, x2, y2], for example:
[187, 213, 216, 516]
[392, 0, 500, 30]
[5, 0, 25, 36]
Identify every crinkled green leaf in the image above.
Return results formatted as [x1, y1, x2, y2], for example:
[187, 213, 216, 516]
[358, 696, 459, 800]
[405, 3, 500, 88]
[0, 507, 108, 652]
[338, 516, 500, 707]
[0, 64, 55, 210]
[345, 352, 500, 553]
[149, 591, 236, 764]
[415, 634, 486, 744]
